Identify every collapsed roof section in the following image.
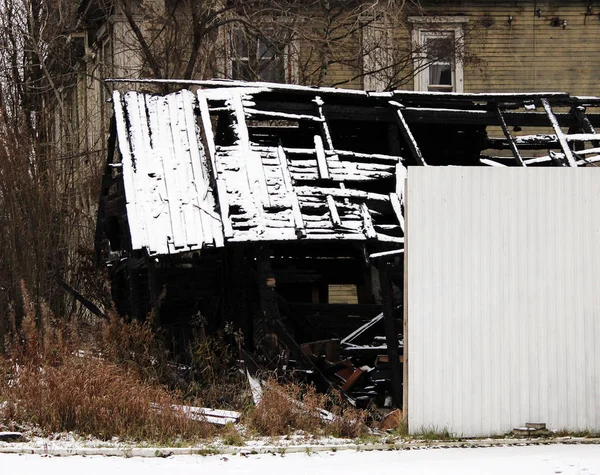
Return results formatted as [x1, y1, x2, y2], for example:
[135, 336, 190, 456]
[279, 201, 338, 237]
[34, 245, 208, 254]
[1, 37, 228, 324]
[109, 80, 600, 257]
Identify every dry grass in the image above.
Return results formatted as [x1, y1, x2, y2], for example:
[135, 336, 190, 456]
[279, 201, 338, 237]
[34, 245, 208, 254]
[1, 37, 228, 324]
[0, 281, 370, 442]
[0, 282, 214, 442]
[245, 379, 368, 438]
[2, 357, 213, 442]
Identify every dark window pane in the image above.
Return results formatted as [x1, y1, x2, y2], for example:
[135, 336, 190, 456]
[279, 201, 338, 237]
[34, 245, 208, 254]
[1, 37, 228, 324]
[259, 58, 285, 83]
[429, 63, 452, 86]
[232, 59, 253, 81]
[234, 29, 250, 58]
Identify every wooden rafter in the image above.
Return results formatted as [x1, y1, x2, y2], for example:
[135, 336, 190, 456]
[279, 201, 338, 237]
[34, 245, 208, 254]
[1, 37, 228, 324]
[389, 101, 427, 166]
[495, 104, 526, 166]
[541, 98, 576, 167]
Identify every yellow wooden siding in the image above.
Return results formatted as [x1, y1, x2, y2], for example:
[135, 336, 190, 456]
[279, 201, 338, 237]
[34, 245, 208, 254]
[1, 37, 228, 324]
[405, 1, 600, 95]
[328, 284, 359, 304]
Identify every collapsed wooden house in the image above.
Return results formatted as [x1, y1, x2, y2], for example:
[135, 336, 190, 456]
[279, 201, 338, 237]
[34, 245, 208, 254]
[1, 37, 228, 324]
[95, 79, 600, 409]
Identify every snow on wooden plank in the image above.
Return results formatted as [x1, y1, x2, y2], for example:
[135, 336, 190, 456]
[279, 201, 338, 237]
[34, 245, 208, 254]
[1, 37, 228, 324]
[576, 154, 600, 166]
[296, 186, 389, 201]
[141, 96, 176, 253]
[389, 101, 427, 166]
[480, 158, 509, 167]
[495, 105, 526, 166]
[198, 92, 233, 240]
[244, 108, 322, 122]
[279, 147, 402, 163]
[574, 147, 600, 156]
[113, 91, 144, 251]
[327, 195, 341, 227]
[361, 203, 377, 239]
[162, 404, 240, 425]
[369, 249, 404, 259]
[231, 92, 271, 210]
[314, 96, 334, 149]
[314, 135, 330, 179]
[159, 94, 191, 250]
[181, 91, 223, 247]
[541, 98, 576, 167]
[277, 145, 305, 236]
[126, 92, 165, 254]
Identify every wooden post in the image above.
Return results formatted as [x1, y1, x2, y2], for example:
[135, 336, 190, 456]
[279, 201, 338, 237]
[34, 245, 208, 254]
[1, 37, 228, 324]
[127, 255, 140, 321]
[147, 257, 160, 326]
[379, 261, 403, 408]
[228, 247, 251, 342]
[256, 244, 280, 324]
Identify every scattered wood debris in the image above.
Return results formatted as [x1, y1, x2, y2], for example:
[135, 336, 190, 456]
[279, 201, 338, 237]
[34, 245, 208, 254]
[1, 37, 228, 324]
[96, 80, 600, 418]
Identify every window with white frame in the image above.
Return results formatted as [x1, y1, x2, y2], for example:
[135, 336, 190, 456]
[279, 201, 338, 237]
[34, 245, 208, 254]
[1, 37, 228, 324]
[409, 16, 468, 93]
[230, 27, 292, 83]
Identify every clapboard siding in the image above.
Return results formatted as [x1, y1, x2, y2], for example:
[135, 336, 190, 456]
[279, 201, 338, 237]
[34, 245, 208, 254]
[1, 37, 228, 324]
[410, 1, 600, 94]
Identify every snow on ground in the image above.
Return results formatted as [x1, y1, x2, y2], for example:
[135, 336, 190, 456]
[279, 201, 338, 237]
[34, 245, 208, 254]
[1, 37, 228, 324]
[3, 444, 600, 475]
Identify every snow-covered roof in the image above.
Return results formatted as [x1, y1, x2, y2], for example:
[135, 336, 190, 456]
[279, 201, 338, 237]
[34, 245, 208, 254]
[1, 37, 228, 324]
[111, 82, 600, 256]
[112, 86, 406, 255]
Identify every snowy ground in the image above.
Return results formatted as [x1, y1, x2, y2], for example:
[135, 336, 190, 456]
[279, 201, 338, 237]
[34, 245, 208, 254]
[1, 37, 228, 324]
[3, 444, 600, 475]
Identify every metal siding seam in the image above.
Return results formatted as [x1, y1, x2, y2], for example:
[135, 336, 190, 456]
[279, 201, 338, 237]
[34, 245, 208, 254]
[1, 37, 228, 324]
[408, 167, 600, 436]
[181, 91, 214, 247]
[113, 91, 144, 251]
[173, 92, 203, 249]
[126, 92, 159, 254]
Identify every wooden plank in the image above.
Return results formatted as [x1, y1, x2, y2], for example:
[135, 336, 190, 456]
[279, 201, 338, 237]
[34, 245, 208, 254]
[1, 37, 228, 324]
[277, 147, 401, 163]
[244, 108, 321, 122]
[165, 94, 198, 248]
[197, 92, 233, 239]
[389, 101, 427, 166]
[541, 98, 576, 167]
[181, 92, 212, 247]
[296, 186, 389, 201]
[341, 312, 384, 346]
[379, 262, 403, 408]
[480, 158, 509, 167]
[327, 195, 341, 227]
[128, 93, 165, 254]
[314, 135, 330, 179]
[495, 104, 526, 166]
[390, 192, 404, 232]
[313, 96, 334, 149]
[276, 145, 305, 237]
[181, 92, 223, 247]
[361, 203, 377, 239]
[231, 92, 271, 208]
[112, 91, 144, 250]
[576, 155, 600, 166]
[571, 105, 600, 149]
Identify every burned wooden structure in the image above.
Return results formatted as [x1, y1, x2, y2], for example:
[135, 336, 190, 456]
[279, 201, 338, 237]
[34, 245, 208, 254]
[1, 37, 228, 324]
[95, 80, 600, 408]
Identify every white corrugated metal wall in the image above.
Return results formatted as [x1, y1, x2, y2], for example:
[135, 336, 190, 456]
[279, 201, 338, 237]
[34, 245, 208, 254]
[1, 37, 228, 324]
[406, 167, 600, 437]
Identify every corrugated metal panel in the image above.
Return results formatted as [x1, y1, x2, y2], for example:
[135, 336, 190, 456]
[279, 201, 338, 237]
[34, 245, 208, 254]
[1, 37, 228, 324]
[114, 90, 223, 254]
[406, 167, 600, 437]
